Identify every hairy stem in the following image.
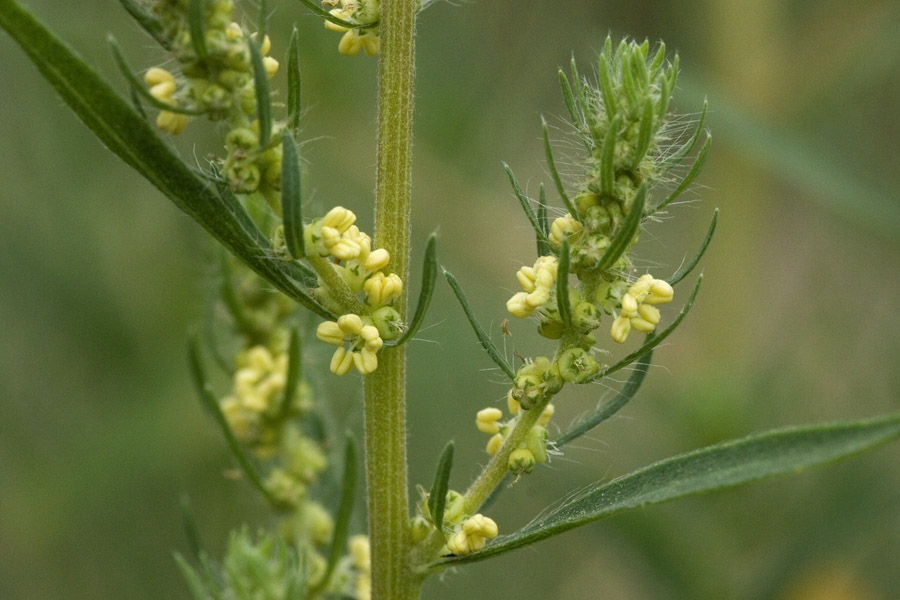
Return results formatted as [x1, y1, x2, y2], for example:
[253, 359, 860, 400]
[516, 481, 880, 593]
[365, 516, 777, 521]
[363, 1, 418, 598]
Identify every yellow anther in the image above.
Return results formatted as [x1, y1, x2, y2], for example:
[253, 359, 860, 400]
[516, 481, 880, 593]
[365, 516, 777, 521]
[630, 317, 656, 333]
[349, 535, 370, 571]
[330, 347, 354, 375]
[638, 303, 660, 325]
[338, 314, 364, 335]
[506, 390, 520, 415]
[364, 272, 402, 307]
[360, 32, 380, 56]
[316, 320, 345, 346]
[364, 248, 390, 273]
[620, 292, 639, 317]
[646, 279, 675, 305]
[353, 348, 378, 374]
[610, 314, 631, 344]
[538, 403, 555, 427]
[549, 213, 583, 248]
[338, 30, 363, 56]
[506, 292, 532, 318]
[447, 514, 498, 555]
[156, 111, 188, 135]
[486, 433, 503, 455]
[476, 407, 503, 434]
[262, 56, 279, 79]
[516, 266, 537, 293]
[323, 206, 356, 234]
[144, 67, 174, 87]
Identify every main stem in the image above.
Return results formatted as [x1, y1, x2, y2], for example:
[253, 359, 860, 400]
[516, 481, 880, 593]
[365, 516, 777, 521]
[364, 1, 418, 599]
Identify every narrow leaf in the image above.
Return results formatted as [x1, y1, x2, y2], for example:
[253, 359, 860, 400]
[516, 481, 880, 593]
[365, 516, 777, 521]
[663, 98, 708, 170]
[279, 327, 302, 420]
[311, 434, 357, 596]
[599, 115, 621, 196]
[281, 133, 306, 258]
[0, 4, 334, 319]
[630, 97, 655, 171]
[536, 185, 551, 257]
[187, 338, 279, 507]
[117, 0, 170, 49]
[389, 233, 438, 347]
[174, 553, 212, 600]
[555, 350, 652, 448]
[296, 0, 378, 29]
[287, 27, 302, 135]
[542, 118, 578, 218]
[585, 275, 702, 383]
[556, 238, 573, 328]
[428, 441, 455, 529]
[257, 0, 268, 41]
[440, 412, 900, 565]
[188, 0, 208, 61]
[596, 183, 646, 272]
[443, 268, 515, 380]
[248, 39, 272, 149]
[653, 133, 711, 215]
[108, 36, 205, 115]
[503, 163, 551, 244]
[597, 53, 617, 120]
[667, 208, 718, 286]
[557, 69, 580, 127]
[180, 495, 205, 563]
[648, 42, 666, 80]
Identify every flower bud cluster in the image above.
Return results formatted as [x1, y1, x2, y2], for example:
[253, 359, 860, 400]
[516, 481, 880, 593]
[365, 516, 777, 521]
[307, 207, 404, 376]
[144, 2, 283, 202]
[506, 256, 559, 318]
[446, 514, 499, 556]
[323, 0, 381, 56]
[478, 395, 555, 476]
[610, 274, 674, 343]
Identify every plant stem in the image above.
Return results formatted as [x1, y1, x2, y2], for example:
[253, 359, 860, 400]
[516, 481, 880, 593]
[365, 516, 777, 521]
[364, 1, 418, 599]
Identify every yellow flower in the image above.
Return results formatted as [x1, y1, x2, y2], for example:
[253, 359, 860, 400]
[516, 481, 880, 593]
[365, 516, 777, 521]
[610, 274, 674, 343]
[317, 314, 384, 376]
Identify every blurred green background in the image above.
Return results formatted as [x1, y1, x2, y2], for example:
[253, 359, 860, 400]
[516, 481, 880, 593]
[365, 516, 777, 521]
[2, 0, 899, 598]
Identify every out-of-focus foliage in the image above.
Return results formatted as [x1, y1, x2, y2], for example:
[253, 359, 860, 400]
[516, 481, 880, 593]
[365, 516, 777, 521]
[1, 1, 898, 599]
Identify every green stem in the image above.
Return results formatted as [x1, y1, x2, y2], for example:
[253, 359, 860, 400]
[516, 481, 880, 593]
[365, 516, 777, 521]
[306, 254, 365, 315]
[364, 1, 418, 599]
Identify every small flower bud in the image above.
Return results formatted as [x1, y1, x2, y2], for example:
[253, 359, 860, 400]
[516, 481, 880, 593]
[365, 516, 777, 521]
[638, 303, 660, 325]
[549, 213, 583, 248]
[410, 515, 432, 543]
[538, 315, 565, 339]
[156, 111, 188, 135]
[330, 347, 354, 375]
[338, 313, 364, 335]
[646, 279, 675, 304]
[610, 314, 631, 344]
[353, 348, 379, 374]
[506, 291, 533, 318]
[629, 317, 657, 333]
[573, 301, 602, 332]
[538, 403, 555, 427]
[364, 248, 390, 272]
[506, 390, 520, 415]
[322, 206, 356, 234]
[370, 306, 403, 340]
[557, 347, 599, 383]
[526, 425, 549, 463]
[485, 433, 503, 456]
[508, 448, 536, 474]
[316, 320, 345, 345]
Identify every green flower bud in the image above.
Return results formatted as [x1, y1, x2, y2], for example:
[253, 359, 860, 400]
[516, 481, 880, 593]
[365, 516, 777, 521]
[557, 347, 599, 383]
[370, 306, 403, 340]
[573, 301, 602, 332]
[226, 127, 258, 151]
[575, 189, 601, 214]
[508, 448, 536, 474]
[442, 490, 466, 525]
[410, 515, 432, 544]
[226, 161, 261, 194]
[537, 315, 565, 339]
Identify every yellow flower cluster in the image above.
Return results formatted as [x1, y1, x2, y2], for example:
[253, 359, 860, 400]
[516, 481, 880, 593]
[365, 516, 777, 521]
[323, 0, 380, 56]
[144, 67, 188, 134]
[477, 395, 554, 476]
[316, 314, 383, 375]
[219, 346, 288, 457]
[348, 535, 371, 600]
[446, 514, 499, 556]
[506, 255, 559, 318]
[548, 213, 583, 248]
[610, 274, 674, 343]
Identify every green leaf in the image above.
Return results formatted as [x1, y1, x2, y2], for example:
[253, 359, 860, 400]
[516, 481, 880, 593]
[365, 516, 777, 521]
[187, 0, 207, 61]
[287, 26, 302, 135]
[663, 98, 708, 170]
[187, 338, 279, 507]
[557, 69, 581, 128]
[503, 163, 551, 245]
[555, 238, 573, 328]
[536, 185, 551, 257]
[630, 97, 655, 171]
[555, 350, 652, 448]
[596, 183, 646, 272]
[248, 39, 272, 149]
[310, 434, 357, 597]
[541, 118, 578, 218]
[257, 0, 268, 40]
[179, 495, 205, 563]
[599, 115, 621, 196]
[281, 133, 306, 259]
[443, 268, 515, 380]
[389, 233, 438, 347]
[597, 50, 617, 120]
[174, 553, 213, 600]
[648, 42, 666, 80]
[438, 412, 900, 565]
[653, 133, 711, 215]
[117, 0, 170, 49]
[427, 441, 454, 529]
[0, 3, 334, 319]
[585, 275, 702, 383]
[295, 0, 379, 30]
[279, 327, 303, 420]
[667, 208, 718, 286]
[108, 36, 206, 115]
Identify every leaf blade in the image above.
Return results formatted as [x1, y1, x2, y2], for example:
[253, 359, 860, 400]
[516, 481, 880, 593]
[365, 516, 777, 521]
[389, 233, 438, 347]
[428, 441, 455, 530]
